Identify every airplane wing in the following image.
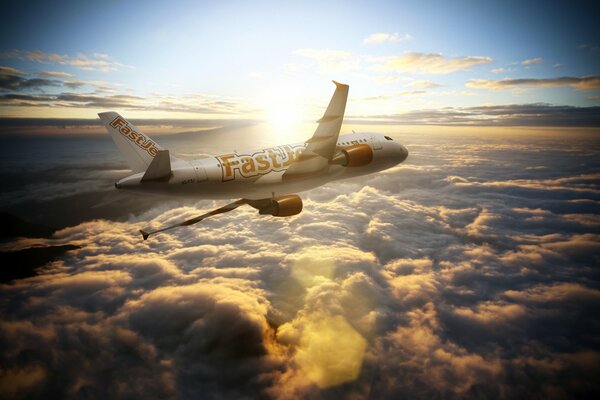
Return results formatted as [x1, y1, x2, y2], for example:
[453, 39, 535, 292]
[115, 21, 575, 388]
[140, 199, 247, 240]
[139, 194, 304, 240]
[283, 81, 349, 179]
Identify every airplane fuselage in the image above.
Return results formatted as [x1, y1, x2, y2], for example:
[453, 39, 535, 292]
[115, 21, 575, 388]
[115, 132, 408, 200]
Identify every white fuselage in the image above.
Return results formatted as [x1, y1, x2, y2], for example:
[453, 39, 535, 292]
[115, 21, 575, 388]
[115, 132, 408, 200]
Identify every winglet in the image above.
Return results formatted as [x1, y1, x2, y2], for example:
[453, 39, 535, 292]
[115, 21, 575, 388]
[140, 229, 150, 241]
[332, 80, 347, 88]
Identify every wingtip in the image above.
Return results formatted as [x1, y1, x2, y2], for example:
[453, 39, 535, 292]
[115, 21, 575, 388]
[332, 80, 348, 88]
[97, 111, 117, 120]
[140, 229, 149, 241]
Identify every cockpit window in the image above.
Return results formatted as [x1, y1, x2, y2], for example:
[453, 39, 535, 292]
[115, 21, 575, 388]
[384, 136, 393, 141]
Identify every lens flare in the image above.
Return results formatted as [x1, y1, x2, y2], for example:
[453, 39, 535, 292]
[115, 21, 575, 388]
[295, 315, 367, 388]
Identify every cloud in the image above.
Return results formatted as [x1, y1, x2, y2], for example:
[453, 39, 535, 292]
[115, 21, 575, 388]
[292, 48, 356, 73]
[0, 50, 125, 72]
[467, 76, 600, 91]
[62, 80, 88, 88]
[407, 80, 445, 88]
[1, 126, 599, 399]
[0, 92, 143, 109]
[45, 76, 111, 90]
[363, 90, 426, 101]
[504, 282, 600, 304]
[38, 71, 73, 78]
[522, 57, 543, 65]
[346, 103, 600, 126]
[578, 44, 600, 53]
[376, 52, 493, 74]
[292, 49, 490, 76]
[455, 173, 600, 195]
[491, 67, 513, 74]
[0, 89, 257, 115]
[0, 66, 24, 76]
[0, 66, 61, 90]
[3, 104, 598, 133]
[363, 32, 412, 44]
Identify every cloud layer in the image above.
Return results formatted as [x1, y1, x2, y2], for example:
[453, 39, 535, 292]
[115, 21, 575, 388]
[467, 76, 600, 91]
[1, 128, 599, 399]
[0, 62, 256, 116]
[377, 52, 493, 74]
[348, 103, 600, 126]
[0, 50, 125, 72]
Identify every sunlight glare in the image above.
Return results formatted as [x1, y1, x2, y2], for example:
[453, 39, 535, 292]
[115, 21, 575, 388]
[263, 101, 306, 143]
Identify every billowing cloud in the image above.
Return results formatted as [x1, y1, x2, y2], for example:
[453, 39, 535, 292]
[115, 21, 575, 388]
[0, 126, 599, 399]
[363, 32, 413, 44]
[376, 52, 493, 74]
[467, 76, 600, 91]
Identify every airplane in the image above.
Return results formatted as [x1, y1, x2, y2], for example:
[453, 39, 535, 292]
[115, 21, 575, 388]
[98, 81, 408, 240]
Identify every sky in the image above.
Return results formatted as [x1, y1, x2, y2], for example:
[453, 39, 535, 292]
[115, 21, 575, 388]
[0, 0, 599, 127]
[1, 1, 600, 399]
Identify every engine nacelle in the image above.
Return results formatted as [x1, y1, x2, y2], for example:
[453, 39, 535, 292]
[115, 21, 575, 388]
[331, 144, 373, 167]
[258, 194, 303, 217]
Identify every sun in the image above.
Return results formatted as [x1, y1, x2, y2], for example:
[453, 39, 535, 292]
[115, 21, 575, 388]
[264, 102, 305, 143]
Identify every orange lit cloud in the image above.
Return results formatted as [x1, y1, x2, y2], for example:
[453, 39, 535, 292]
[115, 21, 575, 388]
[376, 52, 493, 74]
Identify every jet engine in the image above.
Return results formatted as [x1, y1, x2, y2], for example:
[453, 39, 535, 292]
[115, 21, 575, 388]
[257, 195, 303, 217]
[331, 144, 373, 167]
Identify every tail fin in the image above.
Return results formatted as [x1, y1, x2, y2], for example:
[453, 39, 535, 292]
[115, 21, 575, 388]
[98, 112, 164, 173]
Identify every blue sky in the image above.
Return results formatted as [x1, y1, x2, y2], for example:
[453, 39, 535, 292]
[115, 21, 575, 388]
[0, 0, 599, 121]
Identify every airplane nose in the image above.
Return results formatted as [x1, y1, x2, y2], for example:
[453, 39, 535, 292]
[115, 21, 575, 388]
[396, 144, 408, 163]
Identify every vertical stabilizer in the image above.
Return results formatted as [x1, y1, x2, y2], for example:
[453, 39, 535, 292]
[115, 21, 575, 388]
[98, 112, 164, 173]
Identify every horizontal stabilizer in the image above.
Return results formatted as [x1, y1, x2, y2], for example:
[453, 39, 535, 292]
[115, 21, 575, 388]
[142, 149, 172, 181]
